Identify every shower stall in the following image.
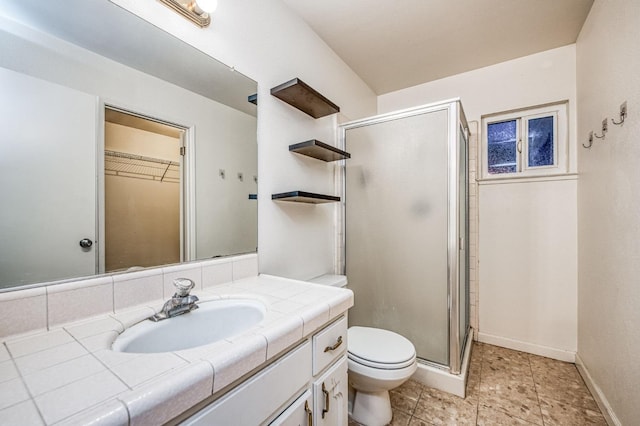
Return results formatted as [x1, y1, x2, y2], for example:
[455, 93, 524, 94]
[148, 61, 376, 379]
[339, 99, 471, 393]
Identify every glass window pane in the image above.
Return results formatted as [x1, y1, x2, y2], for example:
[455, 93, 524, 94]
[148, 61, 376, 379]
[487, 120, 517, 174]
[528, 116, 554, 167]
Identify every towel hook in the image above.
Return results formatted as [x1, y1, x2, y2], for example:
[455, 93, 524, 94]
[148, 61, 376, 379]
[611, 101, 627, 125]
[582, 131, 594, 149]
[594, 118, 608, 139]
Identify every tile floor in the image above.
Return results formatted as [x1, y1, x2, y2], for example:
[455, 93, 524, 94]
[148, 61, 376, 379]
[350, 342, 607, 425]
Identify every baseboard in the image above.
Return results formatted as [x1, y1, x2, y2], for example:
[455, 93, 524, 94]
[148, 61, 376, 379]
[575, 354, 621, 426]
[477, 332, 576, 362]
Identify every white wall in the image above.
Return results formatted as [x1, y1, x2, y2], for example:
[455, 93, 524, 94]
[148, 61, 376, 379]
[576, 1, 640, 424]
[379, 46, 578, 358]
[111, 0, 378, 280]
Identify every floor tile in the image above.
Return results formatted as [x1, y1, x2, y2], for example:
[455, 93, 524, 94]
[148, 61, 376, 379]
[534, 378, 599, 411]
[477, 403, 538, 425]
[528, 354, 583, 384]
[414, 387, 478, 425]
[391, 389, 420, 416]
[390, 410, 412, 426]
[539, 397, 608, 425]
[365, 342, 606, 426]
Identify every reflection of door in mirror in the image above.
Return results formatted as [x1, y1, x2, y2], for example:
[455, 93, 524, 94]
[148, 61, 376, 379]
[103, 108, 186, 272]
[0, 68, 97, 289]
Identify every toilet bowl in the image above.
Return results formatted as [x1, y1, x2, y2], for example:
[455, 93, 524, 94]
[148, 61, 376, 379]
[347, 326, 417, 426]
[308, 275, 417, 426]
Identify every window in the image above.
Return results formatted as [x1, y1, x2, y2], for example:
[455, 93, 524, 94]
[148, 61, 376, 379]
[481, 101, 568, 179]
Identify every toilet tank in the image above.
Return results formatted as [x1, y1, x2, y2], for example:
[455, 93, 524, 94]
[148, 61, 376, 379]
[308, 274, 348, 288]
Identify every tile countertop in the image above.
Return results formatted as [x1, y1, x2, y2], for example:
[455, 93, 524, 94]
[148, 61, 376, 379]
[0, 274, 354, 426]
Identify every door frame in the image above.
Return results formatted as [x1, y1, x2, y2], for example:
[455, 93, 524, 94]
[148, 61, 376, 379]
[97, 100, 196, 273]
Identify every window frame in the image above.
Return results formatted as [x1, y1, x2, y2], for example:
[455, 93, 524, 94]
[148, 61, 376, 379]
[480, 101, 568, 180]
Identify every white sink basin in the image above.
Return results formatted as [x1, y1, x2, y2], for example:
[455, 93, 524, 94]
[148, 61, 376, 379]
[112, 299, 266, 353]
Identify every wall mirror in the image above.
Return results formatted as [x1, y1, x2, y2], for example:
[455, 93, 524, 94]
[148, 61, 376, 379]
[0, 0, 258, 291]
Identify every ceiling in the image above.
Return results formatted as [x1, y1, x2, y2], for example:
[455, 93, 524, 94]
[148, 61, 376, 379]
[281, 0, 594, 95]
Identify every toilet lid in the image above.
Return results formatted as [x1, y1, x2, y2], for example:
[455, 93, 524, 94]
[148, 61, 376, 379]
[347, 327, 416, 369]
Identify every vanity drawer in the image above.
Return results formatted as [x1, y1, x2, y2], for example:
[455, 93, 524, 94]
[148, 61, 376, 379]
[312, 316, 347, 375]
[184, 341, 311, 425]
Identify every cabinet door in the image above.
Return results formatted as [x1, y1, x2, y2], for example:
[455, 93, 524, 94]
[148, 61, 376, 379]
[313, 358, 348, 426]
[269, 390, 313, 426]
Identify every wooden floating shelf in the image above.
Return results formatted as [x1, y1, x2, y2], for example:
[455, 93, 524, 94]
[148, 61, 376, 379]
[248, 93, 257, 105]
[270, 78, 340, 119]
[272, 191, 340, 204]
[289, 139, 351, 162]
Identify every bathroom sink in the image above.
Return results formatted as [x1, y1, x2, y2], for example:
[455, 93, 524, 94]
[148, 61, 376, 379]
[112, 299, 266, 353]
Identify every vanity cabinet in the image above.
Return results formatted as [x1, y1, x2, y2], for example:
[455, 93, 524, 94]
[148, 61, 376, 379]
[269, 390, 313, 425]
[312, 358, 348, 426]
[183, 342, 312, 425]
[183, 316, 348, 426]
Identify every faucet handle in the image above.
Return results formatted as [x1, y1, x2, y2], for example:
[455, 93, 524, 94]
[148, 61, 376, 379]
[173, 278, 195, 297]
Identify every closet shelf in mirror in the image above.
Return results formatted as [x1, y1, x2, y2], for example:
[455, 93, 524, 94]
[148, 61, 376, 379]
[105, 150, 180, 183]
[272, 191, 340, 204]
[271, 78, 340, 118]
[289, 139, 351, 162]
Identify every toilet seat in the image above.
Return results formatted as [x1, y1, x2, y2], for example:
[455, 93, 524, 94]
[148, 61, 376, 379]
[347, 326, 416, 370]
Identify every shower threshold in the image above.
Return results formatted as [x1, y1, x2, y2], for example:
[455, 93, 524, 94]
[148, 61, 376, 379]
[411, 331, 474, 398]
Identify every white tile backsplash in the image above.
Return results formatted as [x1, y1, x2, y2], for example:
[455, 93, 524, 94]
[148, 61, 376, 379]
[113, 269, 163, 311]
[0, 254, 259, 341]
[201, 258, 233, 289]
[47, 276, 113, 327]
[0, 287, 47, 339]
[232, 254, 259, 281]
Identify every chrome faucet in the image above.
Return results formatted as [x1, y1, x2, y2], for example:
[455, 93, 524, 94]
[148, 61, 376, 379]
[149, 278, 199, 322]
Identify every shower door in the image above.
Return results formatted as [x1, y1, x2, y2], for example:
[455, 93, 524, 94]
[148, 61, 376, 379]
[342, 100, 469, 369]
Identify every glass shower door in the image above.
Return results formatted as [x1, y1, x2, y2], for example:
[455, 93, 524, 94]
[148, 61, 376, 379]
[344, 109, 450, 365]
[458, 124, 470, 361]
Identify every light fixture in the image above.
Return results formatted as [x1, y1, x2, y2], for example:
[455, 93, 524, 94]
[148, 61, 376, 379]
[157, 0, 217, 28]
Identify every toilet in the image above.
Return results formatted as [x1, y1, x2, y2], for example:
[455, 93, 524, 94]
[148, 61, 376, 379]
[309, 275, 418, 426]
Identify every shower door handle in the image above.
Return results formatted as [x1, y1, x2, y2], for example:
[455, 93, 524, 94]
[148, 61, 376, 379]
[459, 237, 464, 250]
